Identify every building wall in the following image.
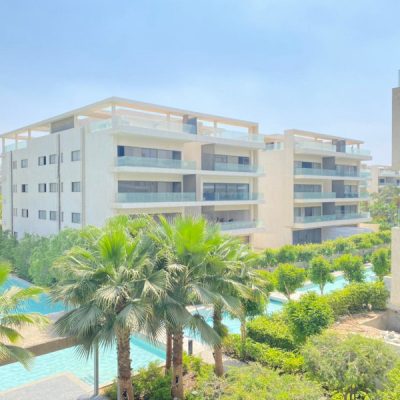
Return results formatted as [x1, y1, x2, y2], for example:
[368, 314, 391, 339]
[392, 87, 400, 169]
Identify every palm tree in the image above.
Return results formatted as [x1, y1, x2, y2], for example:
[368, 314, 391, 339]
[0, 262, 49, 368]
[150, 216, 221, 399]
[52, 217, 166, 400]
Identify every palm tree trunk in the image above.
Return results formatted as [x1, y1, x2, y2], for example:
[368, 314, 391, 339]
[116, 329, 134, 400]
[213, 305, 224, 377]
[171, 329, 184, 399]
[166, 328, 173, 374]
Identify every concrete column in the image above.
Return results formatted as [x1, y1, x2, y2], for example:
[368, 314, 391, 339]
[390, 227, 400, 308]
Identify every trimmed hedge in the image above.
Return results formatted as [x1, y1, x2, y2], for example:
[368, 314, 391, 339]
[223, 334, 304, 373]
[247, 315, 296, 351]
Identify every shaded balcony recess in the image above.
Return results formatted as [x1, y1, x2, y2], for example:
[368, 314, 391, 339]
[219, 220, 262, 230]
[294, 192, 368, 200]
[294, 167, 360, 178]
[202, 192, 262, 201]
[294, 212, 370, 223]
[116, 156, 196, 169]
[116, 192, 196, 203]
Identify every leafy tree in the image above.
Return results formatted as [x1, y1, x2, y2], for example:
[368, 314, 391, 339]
[302, 332, 398, 397]
[0, 262, 48, 367]
[273, 264, 306, 299]
[371, 248, 391, 281]
[0, 228, 17, 265]
[309, 255, 334, 294]
[370, 186, 400, 229]
[52, 216, 166, 400]
[276, 245, 297, 264]
[284, 292, 333, 343]
[334, 254, 365, 282]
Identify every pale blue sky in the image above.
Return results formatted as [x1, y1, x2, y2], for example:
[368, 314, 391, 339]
[0, 0, 399, 163]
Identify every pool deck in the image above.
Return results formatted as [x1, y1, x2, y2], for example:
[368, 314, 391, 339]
[0, 312, 78, 366]
[0, 372, 106, 400]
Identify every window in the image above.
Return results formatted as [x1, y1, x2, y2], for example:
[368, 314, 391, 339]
[12, 184, 17, 193]
[49, 211, 57, 221]
[12, 160, 17, 169]
[38, 183, 47, 193]
[38, 210, 47, 220]
[71, 182, 81, 192]
[49, 154, 57, 164]
[21, 159, 28, 168]
[21, 209, 29, 218]
[49, 183, 58, 192]
[71, 212, 81, 224]
[13, 208, 17, 217]
[38, 156, 46, 166]
[71, 150, 80, 161]
[21, 184, 28, 193]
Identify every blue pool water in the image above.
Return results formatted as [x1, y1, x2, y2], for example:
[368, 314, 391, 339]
[0, 268, 377, 392]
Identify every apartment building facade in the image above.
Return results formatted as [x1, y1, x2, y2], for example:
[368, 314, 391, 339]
[1, 98, 265, 243]
[253, 130, 372, 248]
[363, 164, 400, 194]
[392, 81, 400, 170]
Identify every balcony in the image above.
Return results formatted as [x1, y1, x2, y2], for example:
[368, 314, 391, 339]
[295, 142, 371, 157]
[116, 156, 196, 170]
[116, 192, 196, 203]
[294, 212, 370, 225]
[213, 162, 262, 173]
[203, 192, 263, 201]
[294, 168, 361, 178]
[219, 220, 263, 231]
[294, 192, 336, 199]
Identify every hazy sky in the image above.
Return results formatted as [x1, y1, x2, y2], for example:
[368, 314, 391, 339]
[1, 0, 399, 164]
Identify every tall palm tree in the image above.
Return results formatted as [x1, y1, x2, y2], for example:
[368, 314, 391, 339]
[150, 216, 221, 399]
[52, 217, 166, 400]
[0, 262, 49, 368]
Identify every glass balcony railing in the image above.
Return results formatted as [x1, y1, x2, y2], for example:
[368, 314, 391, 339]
[4, 141, 28, 152]
[213, 162, 262, 173]
[295, 142, 370, 156]
[294, 212, 370, 224]
[265, 142, 284, 151]
[294, 168, 360, 178]
[294, 192, 336, 199]
[117, 192, 196, 203]
[219, 220, 263, 230]
[203, 192, 263, 201]
[88, 116, 265, 144]
[116, 156, 196, 170]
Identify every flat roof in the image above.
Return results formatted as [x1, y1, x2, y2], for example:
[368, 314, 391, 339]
[1, 97, 259, 139]
[285, 129, 364, 145]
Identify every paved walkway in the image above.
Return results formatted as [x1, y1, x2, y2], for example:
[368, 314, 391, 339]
[0, 373, 106, 400]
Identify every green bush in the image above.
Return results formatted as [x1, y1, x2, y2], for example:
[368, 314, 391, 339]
[379, 362, 400, 399]
[334, 254, 365, 282]
[284, 292, 333, 343]
[273, 263, 306, 299]
[187, 363, 323, 400]
[302, 332, 398, 397]
[325, 281, 389, 318]
[309, 255, 334, 294]
[372, 247, 391, 280]
[105, 361, 171, 400]
[223, 334, 303, 373]
[276, 245, 298, 264]
[247, 314, 296, 350]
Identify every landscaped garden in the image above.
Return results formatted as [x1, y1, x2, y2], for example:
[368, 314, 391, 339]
[0, 217, 398, 399]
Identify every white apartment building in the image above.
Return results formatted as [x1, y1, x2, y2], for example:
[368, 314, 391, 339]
[1, 97, 266, 244]
[363, 164, 400, 194]
[253, 130, 372, 248]
[392, 80, 400, 170]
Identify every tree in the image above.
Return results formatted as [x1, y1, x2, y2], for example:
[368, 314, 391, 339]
[52, 217, 166, 400]
[150, 216, 221, 399]
[334, 254, 365, 283]
[369, 186, 400, 229]
[273, 264, 306, 300]
[302, 332, 398, 397]
[0, 262, 48, 367]
[276, 245, 297, 264]
[284, 292, 333, 343]
[309, 255, 334, 294]
[372, 248, 391, 281]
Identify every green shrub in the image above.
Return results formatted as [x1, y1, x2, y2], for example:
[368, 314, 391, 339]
[334, 254, 365, 282]
[223, 334, 303, 373]
[372, 247, 391, 280]
[379, 362, 400, 399]
[183, 353, 213, 379]
[284, 292, 333, 343]
[260, 248, 278, 267]
[105, 361, 171, 400]
[247, 314, 296, 350]
[325, 281, 389, 318]
[309, 255, 334, 294]
[276, 245, 298, 264]
[273, 263, 306, 299]
[302, 332, 398, 397]
[333, 237, 356, 254]
[187, 363, 323, 400]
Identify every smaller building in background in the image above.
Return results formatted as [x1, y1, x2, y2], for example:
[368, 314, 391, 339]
[362, 164, 400, 194]
[253, 129, 372, 248]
